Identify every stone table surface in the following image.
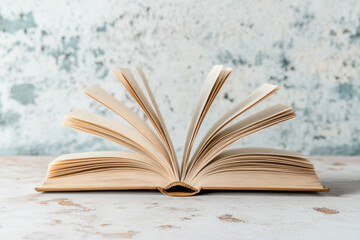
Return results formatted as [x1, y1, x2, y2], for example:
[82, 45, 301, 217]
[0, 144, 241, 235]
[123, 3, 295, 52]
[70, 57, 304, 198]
[0, 156, 359, 240]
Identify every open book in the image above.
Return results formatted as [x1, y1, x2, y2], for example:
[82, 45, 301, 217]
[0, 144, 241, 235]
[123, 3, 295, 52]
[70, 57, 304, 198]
[36, 65, 328, 196]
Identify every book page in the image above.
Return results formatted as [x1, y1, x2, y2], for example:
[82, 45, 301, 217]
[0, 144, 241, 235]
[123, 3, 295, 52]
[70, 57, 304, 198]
[38, 170, 169, 191]
[137, 68, 179, 177]
[114, 69, 178, 179]
[186, 148, 324, 190]
[47, 151, 169, 178]
[186, 83, 279, 176]
[184, 104, 296, 182]
[37, 151, 172, 191]
[63, 109, 176, 180]
[214, 147, 308, 160]
[194, 171, 325, 190]
[82, 85, 168, 162]
[181, 65, 232, 179]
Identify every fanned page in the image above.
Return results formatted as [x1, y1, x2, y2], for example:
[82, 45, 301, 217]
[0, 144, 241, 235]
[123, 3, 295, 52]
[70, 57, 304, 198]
[184, 104, 296, 182]
[62, 109, 175, 180]
[185, 83, 279, 176]
[82, 85, 169, 163]
[136, 68, 179, 177]
[113, 69, 179, 179]
[181, 65, 233, 180]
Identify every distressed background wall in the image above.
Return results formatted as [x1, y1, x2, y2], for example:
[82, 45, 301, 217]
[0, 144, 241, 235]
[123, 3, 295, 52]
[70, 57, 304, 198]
[0, 0, 359, 158]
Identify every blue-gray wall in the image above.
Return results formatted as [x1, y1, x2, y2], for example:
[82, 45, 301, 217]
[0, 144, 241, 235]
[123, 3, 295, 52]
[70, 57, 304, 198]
[1, 0, 359, 156]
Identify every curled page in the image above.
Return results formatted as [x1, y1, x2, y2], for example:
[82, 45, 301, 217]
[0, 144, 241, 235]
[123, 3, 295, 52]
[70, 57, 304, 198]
[137, 68, 179, 178]
[186, 83, 279, 175]
[63, 109, 175, 179]
[82, 85, 169, 163]
[114, 69, 178, 179]
[181, 65, 232, 180]
[185, 104, 296, 182]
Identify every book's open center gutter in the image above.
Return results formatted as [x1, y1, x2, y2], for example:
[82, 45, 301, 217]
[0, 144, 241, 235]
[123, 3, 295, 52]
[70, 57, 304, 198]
[158, 182, 200, 196]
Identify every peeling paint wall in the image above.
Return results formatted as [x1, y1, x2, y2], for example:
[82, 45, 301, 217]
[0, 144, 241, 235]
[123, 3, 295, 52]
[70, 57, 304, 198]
[0, 0, 359, 156]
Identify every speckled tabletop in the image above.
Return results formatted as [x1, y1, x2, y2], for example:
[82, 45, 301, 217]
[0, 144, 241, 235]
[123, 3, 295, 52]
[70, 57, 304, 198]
[0, 156, 359, 239]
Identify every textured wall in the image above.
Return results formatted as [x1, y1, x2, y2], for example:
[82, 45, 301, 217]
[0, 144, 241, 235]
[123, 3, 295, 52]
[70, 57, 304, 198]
[0, 0, 359, 157]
